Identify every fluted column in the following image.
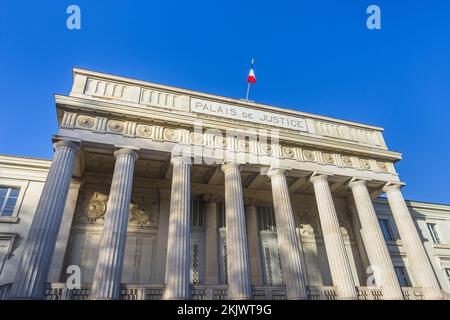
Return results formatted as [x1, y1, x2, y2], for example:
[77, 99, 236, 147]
[91, 148, 138, 300]
[10, 140, 79, 299]
[268, 169, 308, 299]
[383, 184, 443, 300]
[163, 156, 191, 300]
[204, 194, 219, 285]
[310, 174, 357, 300]
[221, 163, 252, 300]
[244, 198, 264, 286]
[349, 179, 403, 299]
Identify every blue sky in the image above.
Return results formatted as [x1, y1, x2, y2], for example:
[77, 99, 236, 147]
[1, 1, 449, 204]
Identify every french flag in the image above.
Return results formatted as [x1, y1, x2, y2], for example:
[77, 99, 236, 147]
[247, 59, 256, 85]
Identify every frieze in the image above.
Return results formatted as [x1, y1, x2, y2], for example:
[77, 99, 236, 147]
[60, 111, 396, 175]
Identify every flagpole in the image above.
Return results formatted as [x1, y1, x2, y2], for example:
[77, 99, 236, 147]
[245, 81, 250, 100]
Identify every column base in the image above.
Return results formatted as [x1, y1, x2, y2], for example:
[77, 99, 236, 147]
[163, 296, 191, 300]
[228, 297, 253, 300]
[287, 296, 308, 300]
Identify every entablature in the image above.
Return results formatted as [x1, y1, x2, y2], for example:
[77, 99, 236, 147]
[60, 68, 401, 158]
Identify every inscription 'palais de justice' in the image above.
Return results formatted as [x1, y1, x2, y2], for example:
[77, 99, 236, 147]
[190, 98, 308, 132]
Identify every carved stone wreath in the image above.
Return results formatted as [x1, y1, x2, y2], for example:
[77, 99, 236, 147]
[341, 156, 353, 167]
[303, 150, 315, 161]
[323, 153, 334, 164]
[282, 147, 295, 159]
[130, 204, 154, 226]
[77, 115, 94, 129]
[108, 120, 124, 133]
[164, 129, 176, 141]
[377, 161, 388, 172]
[86, 199, 107, 222]
[136, 124, 152, 137]
[190, 132, 204, 145]
[360, 159, 371, 170]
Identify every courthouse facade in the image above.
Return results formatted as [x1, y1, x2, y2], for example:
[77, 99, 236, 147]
[0, 68, 449, 300]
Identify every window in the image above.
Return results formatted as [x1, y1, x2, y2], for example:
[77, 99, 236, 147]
[445, 268, 450, 284]
[191, 199, 205, 227]
[427, 223, 441, 244]
[260, 236, 283, 286]
[0, 187, 20, 216]
[379, 218, 394, 241]
[257, 206, 277, 232]
[394, 266, 411, 287]
[217, 202, 226, 228]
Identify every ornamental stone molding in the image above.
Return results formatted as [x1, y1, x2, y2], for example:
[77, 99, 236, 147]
[59, 111, 397, 177]
[297, 209, 321, 238]
[129, 201, 157, 227]
[75, 192, 109, 224]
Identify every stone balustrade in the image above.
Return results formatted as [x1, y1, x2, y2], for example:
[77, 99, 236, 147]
[0, 282, 436, 300]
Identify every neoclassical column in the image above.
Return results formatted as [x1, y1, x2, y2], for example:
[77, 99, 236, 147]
[383, 183, 443, 300]
[267, 168, 308, 300]
[349, 179, 403, 299]
[221, 163, 252, 300]
[163, 156, 191, 300]
[10, 140, 80, 299]
[310, 174, 357, 300]
[91, 148, 138, 300]
[244, 198, 264, 286]
[48, 179, 82, 282]
[204, 193, 219, 285]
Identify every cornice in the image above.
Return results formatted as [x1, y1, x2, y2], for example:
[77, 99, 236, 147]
[374, 197, 450, 215]
[72, 67, 384, 131]
[0, 155, 51, 171]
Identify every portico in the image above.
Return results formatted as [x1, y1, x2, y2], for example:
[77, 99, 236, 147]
[4, 68, 445, 300]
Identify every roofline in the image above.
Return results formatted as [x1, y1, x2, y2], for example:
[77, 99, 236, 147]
[0, 154, 52, 170]
[71, 67, 385, 132]
[375, 197, 450, 211]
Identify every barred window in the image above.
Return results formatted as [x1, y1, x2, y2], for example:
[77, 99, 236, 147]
[257, 206, 277, 232]
[217, 202, 226, 228]
[445, 268, 450, 284]
[260, 237, 283, 286]
[394, 266, 411, 287]
[223, 243, 228, 284]
[264, 247, 273, 286]
[191, 199, 204, 227]
[379, 218, 394, 241]
[218, 231, 228, 285]
[427, 223, 441, 244]
[0, 187, 20, 216]
[192, 243, 200, 284]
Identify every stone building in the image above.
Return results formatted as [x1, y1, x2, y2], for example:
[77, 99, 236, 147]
[0, 68, 449, 300]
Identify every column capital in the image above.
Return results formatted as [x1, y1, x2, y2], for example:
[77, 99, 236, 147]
[382, 182, 405, 193]
[114, 148, 139, 160]
[170, 156, 191, 166]
[266, 167, 288, 178]
[310, 174, 329, 184]
[221, 162, 241, 173]
[348, 178, 369, 189]
[53, 140, 80, 152]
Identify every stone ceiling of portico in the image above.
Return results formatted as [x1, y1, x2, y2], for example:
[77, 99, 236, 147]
[81, 151, 370, 199]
